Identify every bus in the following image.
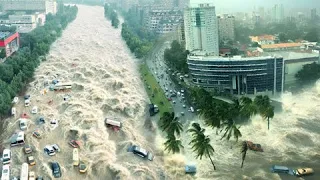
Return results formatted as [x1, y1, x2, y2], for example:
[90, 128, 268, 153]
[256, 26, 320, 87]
[53, 83, 72, 90]
[20, 163, 29, 180]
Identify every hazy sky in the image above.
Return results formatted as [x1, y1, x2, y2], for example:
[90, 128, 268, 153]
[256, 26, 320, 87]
[190, 0, 320, 13]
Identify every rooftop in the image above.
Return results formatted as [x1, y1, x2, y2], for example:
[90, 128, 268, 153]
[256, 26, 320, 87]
[261, 43, 303, 49]
[188, 51, 277, 61]
[262, 50, 319, 60]
[250, 34, 275, 41]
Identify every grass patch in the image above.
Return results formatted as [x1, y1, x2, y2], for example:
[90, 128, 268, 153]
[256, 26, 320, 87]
[140, 63, 173, 116]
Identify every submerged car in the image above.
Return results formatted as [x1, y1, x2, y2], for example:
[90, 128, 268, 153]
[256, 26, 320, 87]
[132, 145, 154, 161]
[24, 144, 33, 154]
[51, 162, 62, 178]
[246, 141, 263, 152]
[79, 161, 88, 173]
[270, 165, 291, 174]
[69, 140, 80, 148]
[32, 130, 42, 139]
[27, 156, 36, 166]
[44, 145, 56, 156]
[293, 168, 314, 176]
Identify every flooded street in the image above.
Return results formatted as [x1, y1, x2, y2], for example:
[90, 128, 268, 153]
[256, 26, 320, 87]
[1, 5, 166, 180]
[1, 4, 320, 180]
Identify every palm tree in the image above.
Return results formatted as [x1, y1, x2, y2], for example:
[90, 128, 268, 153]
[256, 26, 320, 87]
[254, 95, 275, 130]
[165, 119, 183, 136]
[159, 112, 175, 131]
[187, 123, 216, 170]
[239, 96, 257, 119]
[220, 119, 242, 142]
[263, 106, 274, 130]
[164, 134, 184, 154]
[240, 141, 248, 168]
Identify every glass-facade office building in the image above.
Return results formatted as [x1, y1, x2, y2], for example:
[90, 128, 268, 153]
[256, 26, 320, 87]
[188, 55, 284, 95]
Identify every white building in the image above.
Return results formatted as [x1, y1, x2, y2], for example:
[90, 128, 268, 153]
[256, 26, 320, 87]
[271, 4, 284, 22]
[0, 0, 57, 15]
[217, 14, 235, 42]
[0, 13, 46, 33]
[184, 2, 219, 56]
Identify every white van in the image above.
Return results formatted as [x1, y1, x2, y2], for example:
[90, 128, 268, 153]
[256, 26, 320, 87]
[19, 118, 28, 130]
[105, 118, 122, 128]
[20, 163, 28, 180]
[2, 149, 11, 165]
[12, 97, 19, 104]
[1, 165, 10, 180]
[11, 107, 16, 116]
[10, 131, 25, 147]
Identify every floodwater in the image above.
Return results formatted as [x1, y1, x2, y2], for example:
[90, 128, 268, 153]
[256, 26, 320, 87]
[1, 5, 320, 180]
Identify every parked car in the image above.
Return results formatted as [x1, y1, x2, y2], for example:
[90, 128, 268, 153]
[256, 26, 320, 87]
[182, 105, 186, 108]
[51, 162, 62, 178]
[44, 145, 56, 156]
[36, 176, 44, 180]
[293, 168, 314, 176]
[185, 165, 196, 174]
[25, 99, 31, 107]
[24, 144, 33, 154]
[11, 107, 16, 116]
[27, 156, 36, 166]
[2, 149, 11, 165]
[131, 145, 154, 161]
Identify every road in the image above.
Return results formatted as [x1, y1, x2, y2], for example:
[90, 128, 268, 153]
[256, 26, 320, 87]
[146, 37, 196, 122]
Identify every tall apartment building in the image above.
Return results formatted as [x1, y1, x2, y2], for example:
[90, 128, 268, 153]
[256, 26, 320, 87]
[146, 9, 182, 34]
[311, 8, 317, 20]
[271, 4, 284, 22]
[217, 14, 235, 42]
[0, 0, 57, 15]
[184, 2, 219, 56]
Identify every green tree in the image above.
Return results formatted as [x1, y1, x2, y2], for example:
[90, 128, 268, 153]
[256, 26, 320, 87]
[220, 119, 242, 142]
[295, 62, 320, 85]
[164, 134, 184, 154]
[188, 123, 216, 170]
[263, 106, 275, 130]
[254, 95, 275, 130]
[278, 33, 288, 42]
[160, 112, 183, 136]
[0, 49, 6, 58]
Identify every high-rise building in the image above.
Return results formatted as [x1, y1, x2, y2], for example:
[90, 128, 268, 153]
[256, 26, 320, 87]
[217, 14, 235, 42]
[311, 8, 317, 20]
[0, 0, 57, 15]
[271, 4, 284, 22]
[184, 2, 219, 56]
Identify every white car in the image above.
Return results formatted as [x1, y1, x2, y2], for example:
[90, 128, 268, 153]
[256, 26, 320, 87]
[11, 107, 16, 116]
[1, 165, 10, 180]
[19, 119, 28, 130]
[31, 106, 38, 114]
[44, 145, 56, 156]
[12, 97, 19, 104]
[24, 99, 30, 107]
[29, 171, 35, 180]
[181, 90, 185, 93]
[2, 149, 11, 165]
[183, 105, 186, 108]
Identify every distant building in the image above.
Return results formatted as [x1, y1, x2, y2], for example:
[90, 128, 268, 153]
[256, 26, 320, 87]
[146, 9, 182, 34]
[250, 35, 275, 45]
[0, 32, 19, 58]
[217, 14, 235, 42]
[187, 51, 284, 95]
[261, 43, 303, 52]
[154, 0, 186, 9]
[184, 3, 219, 56]
[176, 19, 185, 46]
[0, 0, 57, 15]
[271, 4, 284, 22]
[0, 13, 46, 33]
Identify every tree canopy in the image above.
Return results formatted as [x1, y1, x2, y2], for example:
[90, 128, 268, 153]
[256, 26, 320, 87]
[104, 4, 119, 28]
[295, 62, 320, 85]
[164, 40, 189, 74]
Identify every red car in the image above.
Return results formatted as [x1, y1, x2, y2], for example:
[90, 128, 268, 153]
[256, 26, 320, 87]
[69, 140, 80, 148]
[246, 141, 263, 152]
